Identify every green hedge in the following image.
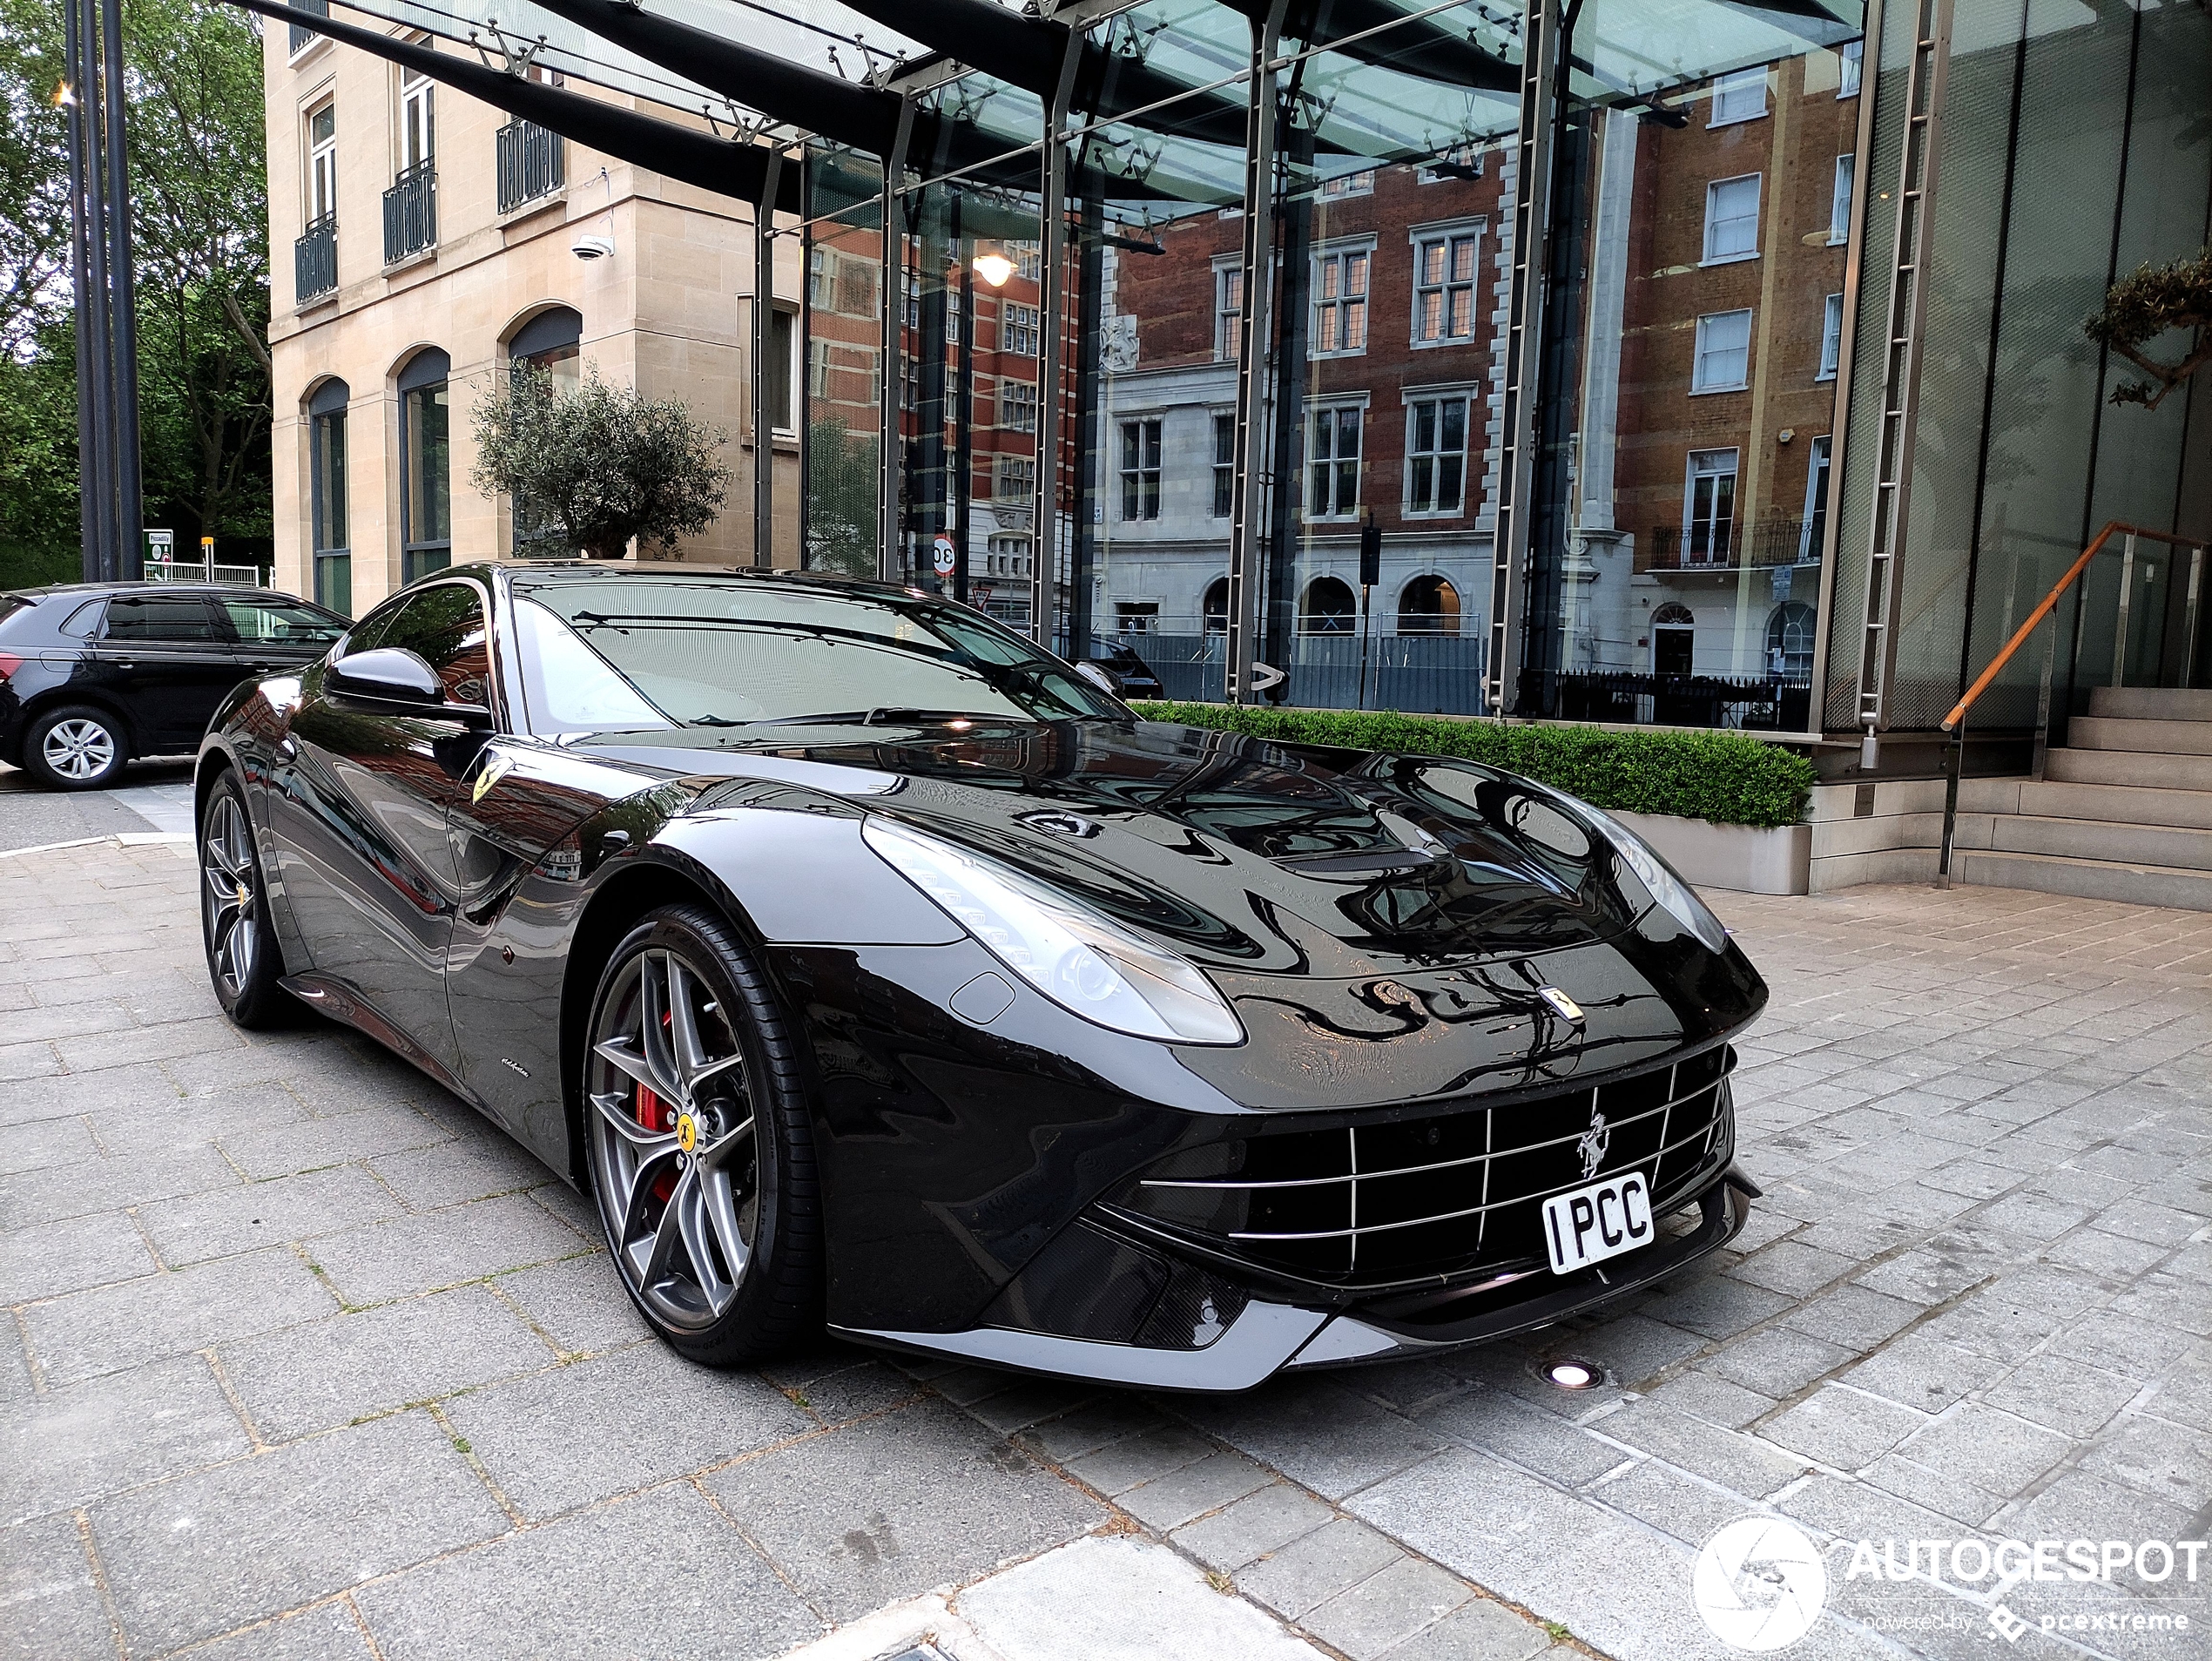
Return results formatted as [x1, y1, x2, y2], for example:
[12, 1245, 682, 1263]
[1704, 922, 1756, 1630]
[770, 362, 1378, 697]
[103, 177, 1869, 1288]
[1132, 703, 1816, 830]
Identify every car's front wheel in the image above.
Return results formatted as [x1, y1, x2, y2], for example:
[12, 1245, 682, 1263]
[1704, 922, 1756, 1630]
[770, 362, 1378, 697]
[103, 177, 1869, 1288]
[199, 771, 290, 1028]
[583, 904, 820, 1365]
[23, 705, 128, 790]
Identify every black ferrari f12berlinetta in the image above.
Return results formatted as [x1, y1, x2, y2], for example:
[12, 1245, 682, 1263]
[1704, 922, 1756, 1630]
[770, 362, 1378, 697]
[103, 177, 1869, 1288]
[195, 564, 1766, 1390]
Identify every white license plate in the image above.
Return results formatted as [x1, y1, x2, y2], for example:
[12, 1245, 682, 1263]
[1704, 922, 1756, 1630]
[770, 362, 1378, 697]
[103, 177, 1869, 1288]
[1542, 1171, 1655, 1274]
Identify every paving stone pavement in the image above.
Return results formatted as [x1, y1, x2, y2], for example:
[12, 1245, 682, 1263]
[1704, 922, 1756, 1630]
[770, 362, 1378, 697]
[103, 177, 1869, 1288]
[1, 833, 2207, 1661]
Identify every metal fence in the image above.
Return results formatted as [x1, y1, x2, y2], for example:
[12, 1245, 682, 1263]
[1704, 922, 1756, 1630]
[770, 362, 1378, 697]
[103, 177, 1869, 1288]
[1133, 631, 1488, 715]
[382, 163, 436, 264]
[145, 559, 266, 589]
[496, 121, 564, 214]
[1646, 517, 1818, 571]
[295, 215, 337, 301]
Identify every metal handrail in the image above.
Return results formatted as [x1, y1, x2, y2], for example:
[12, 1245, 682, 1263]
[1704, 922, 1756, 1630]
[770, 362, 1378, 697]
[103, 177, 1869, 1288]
[1936, 521, 2209, 884]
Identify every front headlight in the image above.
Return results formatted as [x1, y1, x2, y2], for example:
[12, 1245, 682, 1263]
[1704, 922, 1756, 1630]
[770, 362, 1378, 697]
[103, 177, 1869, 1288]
[862, 816, 1244, 1046]
[1580, 807, 1730, 954]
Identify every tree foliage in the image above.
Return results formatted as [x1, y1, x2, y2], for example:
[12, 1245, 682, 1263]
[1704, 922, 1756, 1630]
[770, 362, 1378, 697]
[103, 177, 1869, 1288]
[0, 0, 272, 574]
[802, 414, 879, 577]
[2085, 246, 2212, 411]
[470, 366, 731, 560]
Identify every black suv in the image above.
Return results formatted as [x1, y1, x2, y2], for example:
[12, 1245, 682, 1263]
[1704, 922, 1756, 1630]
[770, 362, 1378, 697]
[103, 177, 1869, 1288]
[0, 583, 347, 789]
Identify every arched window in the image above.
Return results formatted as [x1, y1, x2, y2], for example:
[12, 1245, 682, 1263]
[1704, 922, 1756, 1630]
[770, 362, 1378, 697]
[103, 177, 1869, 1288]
[1652, 601, 1695, 676]
[1298, 576, 1357, 634]
[507, 308, 583, 555]
[1396, 574, 1460, 635]
[1202, 577, 1230, 634]
[1766, 602, 1816, 679]
[307, 378, 351, 614]
[396, 348, 452, 583]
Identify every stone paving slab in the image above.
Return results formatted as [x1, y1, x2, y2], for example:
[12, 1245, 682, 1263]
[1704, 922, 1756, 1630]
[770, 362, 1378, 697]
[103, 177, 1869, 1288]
[3, 834, 2210, 1660]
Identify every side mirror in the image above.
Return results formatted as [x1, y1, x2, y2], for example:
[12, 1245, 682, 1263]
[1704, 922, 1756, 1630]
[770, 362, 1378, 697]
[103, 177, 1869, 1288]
[1075, 660, 1124, 697]
[327, 646, 491, 726]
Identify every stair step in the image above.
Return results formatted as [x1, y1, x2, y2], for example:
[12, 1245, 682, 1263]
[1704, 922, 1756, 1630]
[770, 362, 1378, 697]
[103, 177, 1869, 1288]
[2016, 779, 2212, 831]
[2087, 686, 2212, 722]
[1988, 814, 2212, 871]
[2067, 716, 2212, 756]
[2044, 747, 2212, 791]
[1954, 848, 2212, 913]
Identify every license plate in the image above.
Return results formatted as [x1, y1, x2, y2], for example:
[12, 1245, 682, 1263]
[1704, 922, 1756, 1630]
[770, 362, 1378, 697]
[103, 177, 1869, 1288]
[1542, 1171, 1655, 1274]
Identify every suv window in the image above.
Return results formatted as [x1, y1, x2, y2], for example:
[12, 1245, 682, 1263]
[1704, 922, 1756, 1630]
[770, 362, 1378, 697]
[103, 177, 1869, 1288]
[372, 583, 492, 705]
[221, 597, 345, 648]
[103, 595, 219, 643]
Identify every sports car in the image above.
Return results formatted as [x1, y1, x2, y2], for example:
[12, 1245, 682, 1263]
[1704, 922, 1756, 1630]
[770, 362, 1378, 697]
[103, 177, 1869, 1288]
[194, 564, 1766, 1389]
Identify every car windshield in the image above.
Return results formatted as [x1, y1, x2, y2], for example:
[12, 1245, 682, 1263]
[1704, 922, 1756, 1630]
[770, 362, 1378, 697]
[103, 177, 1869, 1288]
[509, 575, 1126, 735]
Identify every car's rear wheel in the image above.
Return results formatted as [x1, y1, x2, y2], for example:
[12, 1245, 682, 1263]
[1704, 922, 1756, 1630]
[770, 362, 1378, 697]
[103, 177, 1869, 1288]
[24, 706, 127, 790]
[199, 772, 289, 1028]
[583, 905, 820, 1365]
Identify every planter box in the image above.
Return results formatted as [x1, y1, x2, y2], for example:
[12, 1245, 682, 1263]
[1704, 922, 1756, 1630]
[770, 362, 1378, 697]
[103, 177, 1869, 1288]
[1613, 810, 1811, 896]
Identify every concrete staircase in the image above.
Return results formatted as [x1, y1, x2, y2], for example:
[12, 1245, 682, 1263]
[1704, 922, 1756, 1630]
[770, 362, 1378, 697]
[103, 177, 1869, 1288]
[1952, 687, 2212, 909]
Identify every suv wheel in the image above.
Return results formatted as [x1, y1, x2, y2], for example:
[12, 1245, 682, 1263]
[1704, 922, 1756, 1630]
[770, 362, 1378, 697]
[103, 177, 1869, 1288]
[23, 706, 128, 790]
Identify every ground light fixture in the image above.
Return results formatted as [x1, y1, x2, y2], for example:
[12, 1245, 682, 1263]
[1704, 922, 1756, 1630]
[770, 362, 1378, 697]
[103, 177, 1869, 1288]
[1545, 1358, 1605, 1391]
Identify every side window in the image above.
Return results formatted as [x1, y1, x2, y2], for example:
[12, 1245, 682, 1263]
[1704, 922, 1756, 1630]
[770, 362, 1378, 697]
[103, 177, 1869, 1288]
[377, 584, 491, 704]
[103, 596, 219, 643]
[221, 598, 346, 647]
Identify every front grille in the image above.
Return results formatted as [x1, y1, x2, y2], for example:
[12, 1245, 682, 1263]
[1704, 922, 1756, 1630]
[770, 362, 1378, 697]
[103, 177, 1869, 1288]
[1108, 1047, 1735, 1288]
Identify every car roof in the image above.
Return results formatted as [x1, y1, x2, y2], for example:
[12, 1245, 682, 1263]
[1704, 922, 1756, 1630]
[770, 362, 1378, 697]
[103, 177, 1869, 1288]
[6, 580, 266, 599]
[478, 561, 938, 605]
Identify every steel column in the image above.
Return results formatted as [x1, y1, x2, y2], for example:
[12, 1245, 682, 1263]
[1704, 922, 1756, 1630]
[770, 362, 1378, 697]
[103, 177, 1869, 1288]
[1030, 33, 1082, 648]
[1485, 0, 1561, 718]
[752, 145, 785, 569]
[1226, 2, 1289, 704]
[877, 100, 914, 584]
[98, 0, 143, 577]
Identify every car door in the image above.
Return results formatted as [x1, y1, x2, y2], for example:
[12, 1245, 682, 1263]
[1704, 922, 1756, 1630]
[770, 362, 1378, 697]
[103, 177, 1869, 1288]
[267, 579, 494, 1085]
[92, 592, 247, 752]
[212, 593, 347, 676]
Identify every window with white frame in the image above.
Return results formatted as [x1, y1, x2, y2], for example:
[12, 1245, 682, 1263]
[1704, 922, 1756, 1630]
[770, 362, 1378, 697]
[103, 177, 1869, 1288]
[1312, 246, 1370, 355]
[1320, 169, 1375, 199]
[306, 103, 337, 223]
[769, 308, 798, 433]
[1405, 395, 1469, 515]
[1692, 309, 1753, 393]
[1001, 302, 1040, 355]
[1413, 228, 1480, 343]
[1828, 153, 1854, 244]
[1703, 175, 1761, 263]
[1012, 242, 1042, 280]
[1818, 293, 1844, 381]
[988, 532, 1028, 572]
[1419, 144, 1484, 183]
[1119, 419, 1163, 521]
[1211, 414, 1235, 518]
[1214, 263, 1244, 361]
[1838, 38, 1863, 98]
[807, 339, 830, 398]
[1710, 65, 1767, 125]
[399, 66, 435, 171]
[1000, 379, 1038, 433]
[996, 456, 1034, 500]
[1685, 449, 1739, 562]
[946, 287, 961, 346]
[1307, 404, 1363, 518]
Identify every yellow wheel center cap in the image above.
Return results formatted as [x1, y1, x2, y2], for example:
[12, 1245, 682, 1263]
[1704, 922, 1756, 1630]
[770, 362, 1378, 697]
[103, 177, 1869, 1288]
[676, 1113, 697, 1153]
[236, 884, 250, 909]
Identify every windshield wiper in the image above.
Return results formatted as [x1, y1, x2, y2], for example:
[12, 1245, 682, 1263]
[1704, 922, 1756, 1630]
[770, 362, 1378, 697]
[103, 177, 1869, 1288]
[732, 707, 1033, 729]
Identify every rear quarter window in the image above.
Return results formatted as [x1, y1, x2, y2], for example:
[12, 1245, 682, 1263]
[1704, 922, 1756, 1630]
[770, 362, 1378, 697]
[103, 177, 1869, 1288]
[0, 596, 30, 635]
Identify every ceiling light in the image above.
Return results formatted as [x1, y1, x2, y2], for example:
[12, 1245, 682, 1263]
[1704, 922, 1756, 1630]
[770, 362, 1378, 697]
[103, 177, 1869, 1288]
[973, 251, 1015, 287]
[1545, 1359, 1602, 1391]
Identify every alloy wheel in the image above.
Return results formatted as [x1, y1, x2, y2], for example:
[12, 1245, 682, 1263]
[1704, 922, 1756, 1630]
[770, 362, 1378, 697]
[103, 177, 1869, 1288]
[201, 793, 260, 997]
[587, 947, 759, 1330]
[43, 718, 116, 782]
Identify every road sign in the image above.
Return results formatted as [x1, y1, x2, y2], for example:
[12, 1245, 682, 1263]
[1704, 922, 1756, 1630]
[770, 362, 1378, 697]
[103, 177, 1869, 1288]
[932, 537, 957, 577]
[145, 529, 173, 567]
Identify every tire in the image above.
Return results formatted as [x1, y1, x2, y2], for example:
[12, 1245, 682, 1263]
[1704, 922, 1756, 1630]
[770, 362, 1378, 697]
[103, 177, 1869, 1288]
[22, 705, 128, 790]
[582, 904, 821, 1365]
[199, 771, 291, 1029]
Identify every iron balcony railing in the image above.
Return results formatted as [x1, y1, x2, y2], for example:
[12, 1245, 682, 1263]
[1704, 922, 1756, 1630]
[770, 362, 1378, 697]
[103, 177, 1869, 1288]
[287, 0, 327, 55]
[496, 121, 565, 213]
[382, 162, 437, 264]
[294, 214, 337, 301]
[1647, 517, 1820, 571]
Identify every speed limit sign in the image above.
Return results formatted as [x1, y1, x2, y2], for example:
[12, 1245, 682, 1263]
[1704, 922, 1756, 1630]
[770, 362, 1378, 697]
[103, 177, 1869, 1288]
[932, 537, 957, 577]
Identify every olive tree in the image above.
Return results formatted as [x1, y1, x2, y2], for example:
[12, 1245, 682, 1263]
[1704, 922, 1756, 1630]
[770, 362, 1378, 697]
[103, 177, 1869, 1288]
[2086, 246, 2212, 411]
[470, 365, 730, 558]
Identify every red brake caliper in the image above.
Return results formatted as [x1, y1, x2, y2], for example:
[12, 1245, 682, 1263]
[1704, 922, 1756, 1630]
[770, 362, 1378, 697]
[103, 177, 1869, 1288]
[638, 1004, 678, 1203]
